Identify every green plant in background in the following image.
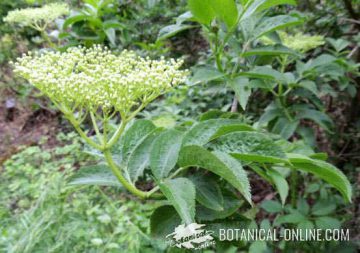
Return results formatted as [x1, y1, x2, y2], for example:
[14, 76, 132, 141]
[61, 0, 125, 48]
[4, 2, 69, 48]
[159, 0, 358, 143]
[12, 40, 353, 252]
[0, 133, 159, 253]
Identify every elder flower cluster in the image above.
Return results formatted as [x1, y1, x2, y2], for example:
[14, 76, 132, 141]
[279, 32, 324, 53]
[13, 45, 188, 114]
[3, 3, 69, 28]
[261, 32, 325, 53]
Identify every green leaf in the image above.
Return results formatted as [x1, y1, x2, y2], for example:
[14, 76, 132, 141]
[188, 0, 215, 25]
[297, 198, 310, 215]
[118, 120, 156, 166]
[63, 13, 89, 29]
[229, 77, 251, 110]
[239, 66, 286, 83]
[249, 165, 272, 182]
[150, 205, 181, 239]
[178, 146, 252, 205]
[159, 178, 196, 224]
[312, 201, 336, 216]
[295, 108, 333, 132]
[297, 220, 314, 235]
[296, 80, 319, 97]
[207, 220, 250, 239]
[105, 28, 116, 46]
[207, 131, 288, 164]
[242, 45, 300, 57]
[261, 200, 282, 213]
[276, 212, 306, 224]
[209, 124, 254, 141]
[69, 165, 121, 187]
[211, 0, 238, 28]
[267, 168, 289, 205]
[150, 129, 184, 179]
[102, 20, 125, 30]
[182, 119, 243, 147]
[189, 67, 225, 85]
[308, 54, 337, 69]
[288, 154, 352, 202]
[128, 129, 161, 183]
[315, 216, 341, 230]
[241, 0, 297, 21]
[249, 241, 268, 253]
[272, 117, 299, 139]
[255, 0, 297, 12]
[252, 15, 303, 39]
[197, 190, 243, 221]
[327, 38, 350, 52]
[309, 153, 328, 161]
[259, 106, 283, 125]
[158, 24, 195, 41]
[189, 175, 224, 211]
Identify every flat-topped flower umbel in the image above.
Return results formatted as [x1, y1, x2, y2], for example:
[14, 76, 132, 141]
[4, 3, 69, 27]
[13, 45, 188, 114]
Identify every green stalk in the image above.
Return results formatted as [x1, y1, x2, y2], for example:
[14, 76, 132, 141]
[290, 168, 298, 207]
[103, 149, 150, 199]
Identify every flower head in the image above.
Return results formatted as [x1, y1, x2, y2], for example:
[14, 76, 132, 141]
[4, 3, 69, 27]
[261, 32, 325, 53]
[13, 46, 188, 114]
[279, 32, 325, 53]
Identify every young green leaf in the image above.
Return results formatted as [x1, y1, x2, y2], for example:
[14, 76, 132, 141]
[267, 168, 289, 205]
[228, 77, 251, 110]
[178, 145, 252, 205]
[150, 129, 184, 179]
[187, 0, 215, 25]
[158, 178, 196, 224]
[211, 0, 238, 28]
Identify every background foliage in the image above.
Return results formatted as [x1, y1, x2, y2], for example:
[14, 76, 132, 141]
[0, 0, 359, 252]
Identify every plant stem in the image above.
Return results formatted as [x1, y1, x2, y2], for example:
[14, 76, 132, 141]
[65, 113, 103, 150]
[40, 29, 57, 49]
[90, 110, 103, 145]
[103, 149, 149, 199]
[290, 168, 298, 207]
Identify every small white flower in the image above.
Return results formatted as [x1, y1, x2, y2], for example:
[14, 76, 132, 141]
[91, 238, 103, 246]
